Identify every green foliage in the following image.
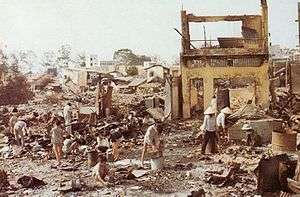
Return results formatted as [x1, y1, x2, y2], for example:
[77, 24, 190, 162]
[10, 54, 20, 73]
[125, 66, 138, 76]
[113, 49, 151, 66]
[0, 74, 34, 105]
[0, 50, 8, 73]
[57, 44, 72, 67]
[41, 51, 57, 68]
[76, 53, 86, 67]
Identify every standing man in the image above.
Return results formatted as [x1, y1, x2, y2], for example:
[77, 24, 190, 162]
[9, 107, 18, 134]
[64, 103, 72, 133]
[216, 107, 233, 140]
[201, 106, 217, 154]
[102, 79, 113, 117]
[95, 81, 104, 117]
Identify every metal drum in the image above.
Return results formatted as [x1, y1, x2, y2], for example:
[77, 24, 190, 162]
[272, 131, 297, 152]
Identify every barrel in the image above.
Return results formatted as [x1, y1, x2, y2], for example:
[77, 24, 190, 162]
[87, 150, 98, 168]
[272, 131, 297, 152]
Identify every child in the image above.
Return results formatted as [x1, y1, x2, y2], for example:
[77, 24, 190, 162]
[51, 120, 64, 165]
[9, 108, 18, 134]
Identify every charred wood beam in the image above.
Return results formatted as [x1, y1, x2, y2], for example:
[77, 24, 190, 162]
[187, 14, 260, 23]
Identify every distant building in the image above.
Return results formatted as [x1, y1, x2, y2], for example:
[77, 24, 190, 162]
[143, 63, 170, 81]
[85, 54, 116, 73]
[269, 45, 289, 62]
[86, 54, 99, 67]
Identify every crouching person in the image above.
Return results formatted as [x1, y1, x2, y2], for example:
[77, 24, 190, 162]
[51, 120, 64, 165]
[92, 154, 110, 186]
[13, 119, 29, 148]
[242, 123, 262, 147]
[62, 135, 79, 157]
[141, 119, 164, 169]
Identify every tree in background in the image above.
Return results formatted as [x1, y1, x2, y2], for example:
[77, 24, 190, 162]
[41, 51, 57, 68]
[0, 74, 34, 105]
[56, 44, 72, 67]
[0, 50, 8, 73]
[74, 52, 86, 67]
[9, 54, 20, 73]
[18, 50, 37, 73]
[113, 49, 151, 66]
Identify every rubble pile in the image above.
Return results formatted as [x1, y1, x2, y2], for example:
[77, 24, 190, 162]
[0, 74, 33, 105]
[0, 170, 9, 192]
[0, 59, 298, 197]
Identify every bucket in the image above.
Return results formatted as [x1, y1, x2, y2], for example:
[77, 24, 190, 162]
[151, 157, 164, 171]
[87, 150, 98, 168]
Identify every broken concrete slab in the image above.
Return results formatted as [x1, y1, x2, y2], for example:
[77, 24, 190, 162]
[228, 118, 283, 143]
[0, 170, 9, 192]
[131, 170, 149, 178]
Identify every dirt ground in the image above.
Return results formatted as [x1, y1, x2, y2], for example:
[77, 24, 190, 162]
[1, 121, 267, 197]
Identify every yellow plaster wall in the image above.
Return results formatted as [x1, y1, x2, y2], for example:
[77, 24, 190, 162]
[181, 62, 269, 118]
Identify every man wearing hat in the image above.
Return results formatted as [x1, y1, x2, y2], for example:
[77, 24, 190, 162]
[64, 103, 73, 133]
[242, 123, 260, 146]
[216, 107, 233, 140]
[201, 106, 217, 154]
[242, 123, 253, 146]
[140, 119, 163, 167]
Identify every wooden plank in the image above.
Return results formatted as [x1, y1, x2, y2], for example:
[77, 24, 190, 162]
[187, 14, 260, 23]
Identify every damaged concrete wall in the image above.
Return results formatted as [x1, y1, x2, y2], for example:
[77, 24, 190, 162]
[181, 64, 270, 118]
[180, 0, 270, 118]
[229, 86, 255, 110]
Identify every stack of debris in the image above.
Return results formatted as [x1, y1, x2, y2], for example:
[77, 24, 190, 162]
[0, 170, 9, 192]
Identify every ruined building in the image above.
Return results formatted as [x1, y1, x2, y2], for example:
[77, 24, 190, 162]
[180, 0, 270, 118]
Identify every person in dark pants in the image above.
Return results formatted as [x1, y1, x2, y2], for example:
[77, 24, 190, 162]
[201, 106, 217, 154]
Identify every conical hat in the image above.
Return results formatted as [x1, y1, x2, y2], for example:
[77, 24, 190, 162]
[242, 123, 252, 130]
[221, 107, 233, 114]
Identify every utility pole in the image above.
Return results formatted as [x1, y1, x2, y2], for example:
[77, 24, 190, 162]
[203, 25, 207, 48]
[296, 2, 300, 48]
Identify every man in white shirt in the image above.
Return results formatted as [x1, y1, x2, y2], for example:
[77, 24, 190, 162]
[63, 103, 72, 133]
[9, 109, 18, 134]
[141, 119, 161, 167]
[201, 106, 217, 154]
[216, 107, 233, 139]
[14, 119, 28, 147]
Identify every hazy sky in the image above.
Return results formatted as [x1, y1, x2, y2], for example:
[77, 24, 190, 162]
[0, 0, 298, 62]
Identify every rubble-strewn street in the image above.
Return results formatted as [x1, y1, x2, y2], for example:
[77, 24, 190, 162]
[1, 125, 268, 196]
